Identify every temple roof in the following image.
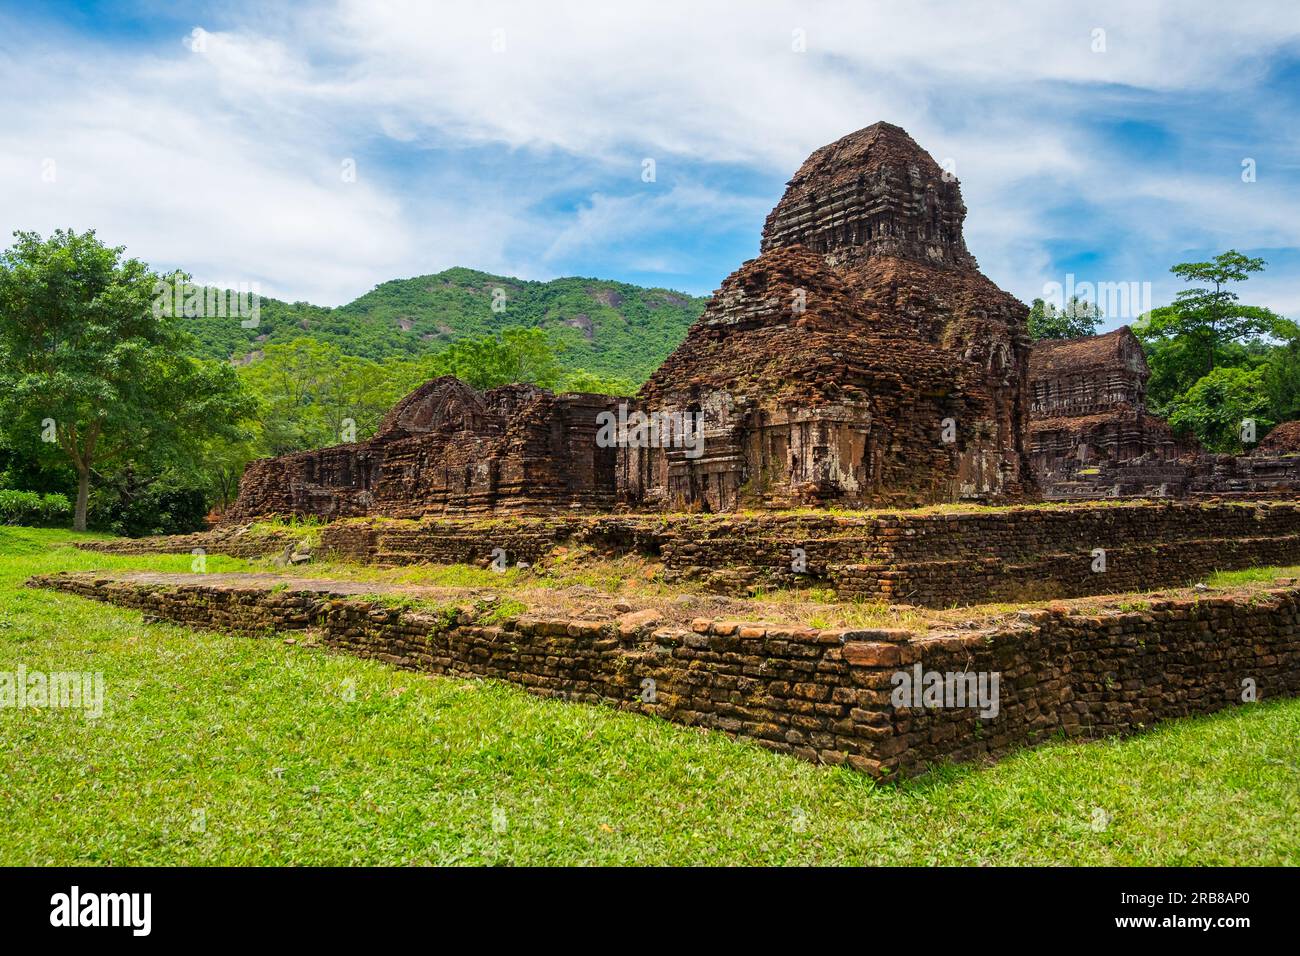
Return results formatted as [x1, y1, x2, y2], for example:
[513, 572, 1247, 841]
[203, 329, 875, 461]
[771, 122, 946, 202]
[1257, 420, 1300, 455]
[1029, 326, 1147, 378]
[760, 121, 974, 268]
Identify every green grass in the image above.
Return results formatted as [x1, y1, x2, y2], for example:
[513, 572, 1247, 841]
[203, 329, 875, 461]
[1206, 564, 1300, 588]
[1, 527, 1297, 865]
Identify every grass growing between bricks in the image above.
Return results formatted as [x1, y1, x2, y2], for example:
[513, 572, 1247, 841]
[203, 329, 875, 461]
[1, 527, 1298, 865]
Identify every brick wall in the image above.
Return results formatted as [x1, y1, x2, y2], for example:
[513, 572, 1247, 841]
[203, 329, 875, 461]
[31, 572, 1300, 778]
[75, 527, 296, 559]
[82, 501, 1300, 608]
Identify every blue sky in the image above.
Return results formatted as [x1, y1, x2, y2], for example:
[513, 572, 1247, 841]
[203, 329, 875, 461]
[3, 0, 1299, 330]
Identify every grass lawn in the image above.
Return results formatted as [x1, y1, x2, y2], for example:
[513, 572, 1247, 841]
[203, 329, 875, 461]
[1, 526, 1297, 865]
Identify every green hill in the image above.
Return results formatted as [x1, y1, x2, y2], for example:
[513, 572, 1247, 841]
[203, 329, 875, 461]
[185, 268, 707, 384]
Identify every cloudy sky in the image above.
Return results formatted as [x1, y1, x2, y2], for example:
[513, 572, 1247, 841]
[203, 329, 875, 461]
[3, 0, 1299, 328]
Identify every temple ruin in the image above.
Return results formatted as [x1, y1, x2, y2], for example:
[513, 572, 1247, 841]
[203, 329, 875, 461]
[1027, 326, 1300, 498]
[224, 123, 1300, 523]
[224, 378, 620, 522]
[622, 122, 1033, 510]
[227, 121, 1036, 521]
[1028, 326, 1178, 486]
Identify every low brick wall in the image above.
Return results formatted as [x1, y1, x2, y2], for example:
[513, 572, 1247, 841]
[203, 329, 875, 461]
[30, 572, 1300, 778]
[321, 517, 578, 567]
[76, 527, 297, 559]
[320, 502, 1300, 606]
[77, 501, 1300, 608]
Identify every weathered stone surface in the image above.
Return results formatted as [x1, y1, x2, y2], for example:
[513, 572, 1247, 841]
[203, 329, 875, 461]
[91, 500, 1300, 608]
[1029, 327, 1178, 486]
[1029, 327, 1300, 499]
[31, 570, 1300, 780]
[227, 122, 1032, 522]
[225, 377, 620, 522]
[1257, 420, 1300, 455]
[624, 122, 1032, 510]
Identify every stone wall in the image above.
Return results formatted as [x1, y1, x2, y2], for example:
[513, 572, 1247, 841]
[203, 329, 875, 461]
[83, 501, 1300, 608]
[31, 572, 1300, 779]
[1040, 452, 1300, 501]
[224, 379, 620, 523]
[315, 502, 1300, 605]
[75, 526, 296, 558]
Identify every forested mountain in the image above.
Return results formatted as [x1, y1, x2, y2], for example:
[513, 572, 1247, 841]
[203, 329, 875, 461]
[186, 267, 707, 383]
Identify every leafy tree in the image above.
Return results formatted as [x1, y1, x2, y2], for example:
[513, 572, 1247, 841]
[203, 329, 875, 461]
[1137, 332, 1271, 415]
[1027, 296, 1103, 340]
[424, 327, 562, 390]
[1142, 250, 1283, 374]
[1262, 337, 1300, 426]
[188, 431, 259, 512]
[1166, 366, 1272, 453]
[91, 467, 211, 537]
[0, 229, 250, 530]
[237, 339, 420, 456]
[557, 369, 637, 396]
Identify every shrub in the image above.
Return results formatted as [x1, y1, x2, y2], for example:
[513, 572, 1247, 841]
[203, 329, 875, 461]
[92, 486, 209, 538]
[0, 490, 73, 527]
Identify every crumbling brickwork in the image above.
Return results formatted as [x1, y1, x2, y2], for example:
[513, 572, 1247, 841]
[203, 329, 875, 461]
[75, 525, 295, 558]
[626, 122, 1033, 511]
[1029, 327, 1178, 484]
[225, 377, 619, 522]
[1028, 328, 1300, 499]
[1257, 420, 1300, 455]
[33, 571, 1300, 779]
[227, 122, 1033, 522]
[111, 500, 1300, 609]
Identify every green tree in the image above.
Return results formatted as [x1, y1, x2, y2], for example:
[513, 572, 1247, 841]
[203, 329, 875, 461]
[1166, 366, 1272, 453]
[557, 368, 636, 396]
[1136, 332, 1272, 415]
[1143, 250, 1283, 374]
[237, 339, 417, 456]
[424, 327, 561, 390]
[1028, 296, 1103, 340]
[0, 229, 250, 530]
[191, 430, 259, 511]
[1262, 337, 1300, 426]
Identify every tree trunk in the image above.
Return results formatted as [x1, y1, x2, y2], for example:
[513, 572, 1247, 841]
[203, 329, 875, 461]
[74, 467, 90, 532]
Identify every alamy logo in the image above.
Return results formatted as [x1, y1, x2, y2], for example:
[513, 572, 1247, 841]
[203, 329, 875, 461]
[891, 664, 1000, 719]
[1040, 273, 1151, 322]
[50, 886, 151, 936]
[0, 666, 103, 719]
[595, 403, 704, 460]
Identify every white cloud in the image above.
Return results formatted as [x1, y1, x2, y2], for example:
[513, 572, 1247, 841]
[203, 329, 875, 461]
[0, 0, 1297, 310]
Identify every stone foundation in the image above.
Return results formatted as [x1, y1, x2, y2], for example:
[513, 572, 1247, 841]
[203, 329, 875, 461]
[30, 571, 1300, 779]
[84, 500, 1300, 608]
[75, 526, 296, 558]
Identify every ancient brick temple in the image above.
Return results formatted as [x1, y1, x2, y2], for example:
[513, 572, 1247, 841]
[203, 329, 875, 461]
[622, 121, 1034, 510]
[224, 377, 619, 522]
[1027, 326, 1300, 499]
[227, 122, 1036, 521]
[1028, 326, 1178, 482]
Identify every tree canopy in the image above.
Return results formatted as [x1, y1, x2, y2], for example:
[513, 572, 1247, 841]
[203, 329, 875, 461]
[0, 229, 250, 529]
[1027, 295, 1103, 340]
[1141, 250, 1286, 374]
